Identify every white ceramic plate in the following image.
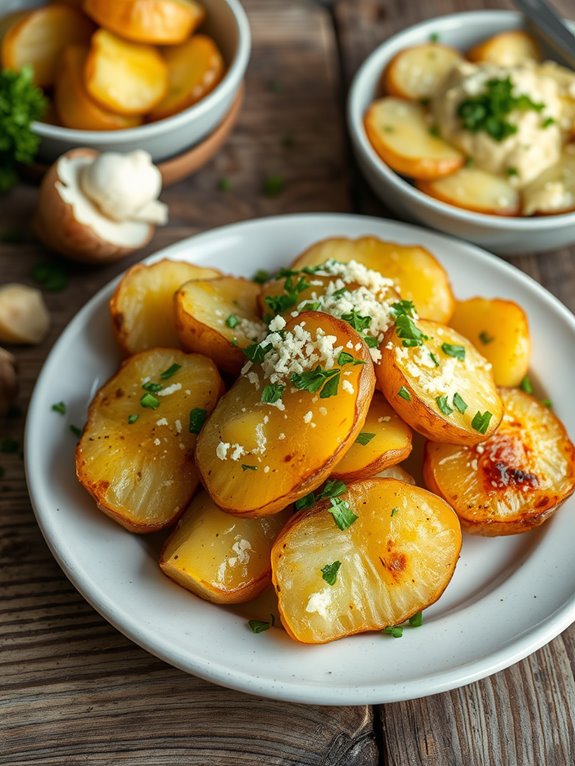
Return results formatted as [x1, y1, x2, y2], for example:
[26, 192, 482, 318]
[25, 214, 575, 705]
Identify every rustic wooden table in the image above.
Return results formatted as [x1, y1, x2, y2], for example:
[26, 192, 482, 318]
[2, 0, 575, 763]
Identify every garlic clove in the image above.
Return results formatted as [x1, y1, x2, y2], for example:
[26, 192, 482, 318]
[0, 347, 18, 416]
[0, 284, 50, 345]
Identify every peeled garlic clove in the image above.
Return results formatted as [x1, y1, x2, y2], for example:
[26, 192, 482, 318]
[0, 347, 18, 416]
[0, 284, 50, 345]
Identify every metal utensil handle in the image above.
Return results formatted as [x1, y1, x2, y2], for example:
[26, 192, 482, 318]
[514, 0, 575, 68]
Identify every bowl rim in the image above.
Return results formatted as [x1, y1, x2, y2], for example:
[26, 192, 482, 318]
[32, 0, 251, 143]
[347, 8, 575, 230]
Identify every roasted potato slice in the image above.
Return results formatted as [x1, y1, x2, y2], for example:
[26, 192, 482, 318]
[332, 392, 412, 481]
[196, 312, 375, 517]
[1, 5, 93, 87]
[160, 491, 291, 604]
[149, 35, 225, 121]
[417, 166, 520, 216]
[383, 43, 463, 100]
[175, 276, 266, 375]
[110, 259, 220, 355]
[522, 149, 575, 216]
[467, 30, 541, 66]
[76, 348, 224, 533]
[365, 98, 465, 180]
[56, 46, 143, 131]
[449, 297, 530, 387]
[85, 29, 168, 116]
[378, 316, 502, 445]
[290, 236, 455, 323]
[271, 477, 461, 644]
[423, 388, 575, 535]
[84, 0, 205, 45]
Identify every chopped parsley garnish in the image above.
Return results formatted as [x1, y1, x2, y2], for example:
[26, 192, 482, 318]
[391, 300, 416, 318]
[253, 269, 270, 284]
[453, 392, 468, 414]
[248, 616, 274, 633]
[327, 496, 358, 530]
[441, 342, 465, 360]
[159, 363, 181, 380]
[320, 373, 340, 399]
[457, 76, 544, 142]
[189, 407, 208, 434]
[471, 410, 493, 434]
[264, 275, 310, 315]
[321, 561, 341, 586]
[263, 174, 285, 197]
[391, 507, 399, 517]
[244, 342, 272, 363]
[428, 124, 440, 138]
[140, 392, 160, 409]
[337, 351, 365, 366]
[142, 381, 162, 393]
[294, 492, 316, 511]
[218, 177, 232, 191]
[300, 301, 321, 312]
[384, 626, 403, 638]
[291, 366, 340, 399]
[225, 314, 239, 329]
[395, 314, 428, 347]
[341, 309, 372, 333]
[362, 334, 380, 349]
[231, 337, 239, 347]
[429, 351, 440, 367]
[542, 399, 553, 408]
[128, 414, 139, 424]
[32, 260, 68, 292]
[436, 395, 453, 416]
[541, 116, 556, 128]
[519, 375, 534, 394]
[0, 437, 18, 453]
[506, 166, 518, 177]
[356, 432, 376, 446]
[398, 386, 411, 401]
[261, 384, 284, 404]
[69, 425, 82, 438]
[294, 479, 347, 512]
[429, 32, 440, 42]
[241, 464, 257, 471]
[479, 331, 495, 345]
[409, 611, 423, 627]
[51, 401, 66, 415]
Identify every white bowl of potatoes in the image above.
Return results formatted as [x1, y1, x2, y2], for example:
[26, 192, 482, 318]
[0, 0, 250, 162]
[348, 11, 575, 255]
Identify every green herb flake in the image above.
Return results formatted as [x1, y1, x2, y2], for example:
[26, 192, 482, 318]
[319, 479, 347, 501]
[241, 464, 257, 472]
[436, 395, 453, 416]
[519, 375, 534, 394]
[321, 561, 341, 586]
[409, 611, 423, 627]
[291, 366, 340, 399]
[441, 342, 466, 360]
[261, 384, 284, 404]
[294, 492, 316, 511]
[341, 309, 372, 333]
[248, 616, 274, 633]
[263, 174, 285, 197]
[479, 331, 495, 345]
[391, 300, 416, 318]
[384, 125, 395, 133]
[327, 496, 358, 531]
[0, 437, 18, 453]
[225, 314, 239, 329]
[31, 261, 68, 292]
[471, 410, 493, 434]
[429, 32, 440, 43]
[391, 507, 399, 517]
[428, 125, 440, 138]
[320, 371, 340, 399]
[398, 386, 411, 401]
[429, 351, 440, 367]
[159, 363, 181, 380]
[337, 351, 365, 366]
[506, 166, 518, 177]
[189, 407, 208, 434]
[128, 414, 139, 425]
[300, 301, 321, 312]
[252, 269, 270, 285]
[356, 432, 376, 446]
[384, 626, 403, 638]
[363, 334, 380, 349]
[142, 381, 162, 393]
[231, 337, 239, 347]
[541, 399, 553, 408]
[218, 177, 232, 192]
[541, 116, 556, 128]
[244, 342, 272, 363]
[140, 392, 160, 410]
[51, 401, 66, 415]
[453, 392, 468, 414]
[395, 314, 428, 347]
[70, 425, 82, 438]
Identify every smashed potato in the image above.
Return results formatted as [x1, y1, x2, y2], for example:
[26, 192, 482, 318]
[383, 43, 463, 100]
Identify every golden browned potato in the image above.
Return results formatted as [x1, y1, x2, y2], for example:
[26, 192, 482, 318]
[331, 392, 412, 481]
[449, 297, 530, 387]
[271, 477, 462, 644]
[196, 312, 375, 517]
[467, 30, 541, 66]
[417, 166, 520, 216]
[364, 98, 465, 180]
[175, 276, 266, 375]
[110, 259, 220, 355]
[423, 388, 575, 535]
[378, 315, 502, 445]
[290, 236, 455, 324]
[383, 43, 463, 100]
[160, 491, 291, 604]
[76, 348, 224, 533]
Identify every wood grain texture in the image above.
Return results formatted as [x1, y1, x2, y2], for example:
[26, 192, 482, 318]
[1, 0, 575, 763]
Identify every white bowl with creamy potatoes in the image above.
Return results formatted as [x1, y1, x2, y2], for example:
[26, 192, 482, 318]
[348, 11, 575, 255]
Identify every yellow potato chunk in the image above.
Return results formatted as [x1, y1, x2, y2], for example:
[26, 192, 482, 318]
[196, 312, 376, 517]
[110, 259, 220, 355]
[76, 349, 224, 533]
[383, 43, 463, 100]
[450, 297, 530, 387]
[365, 98, 465, 180]
[160, 491, 291, 604]
[84, 0, 205, 45]
[417, 166, 520, 216]
[175, 276, 266, 375]
[271, 478, 462, 644]
[522, 149, 575, 216]
[1, 5, 93, 87]
[378, 317, 502, 445]
[332, 392, 412, 481]
[290, 236, 455, 323]
[149, 35, 225, 121]
[85, 29, 168, 115]
[424, 388, 575, 535]
[467, 30, 541, 66]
